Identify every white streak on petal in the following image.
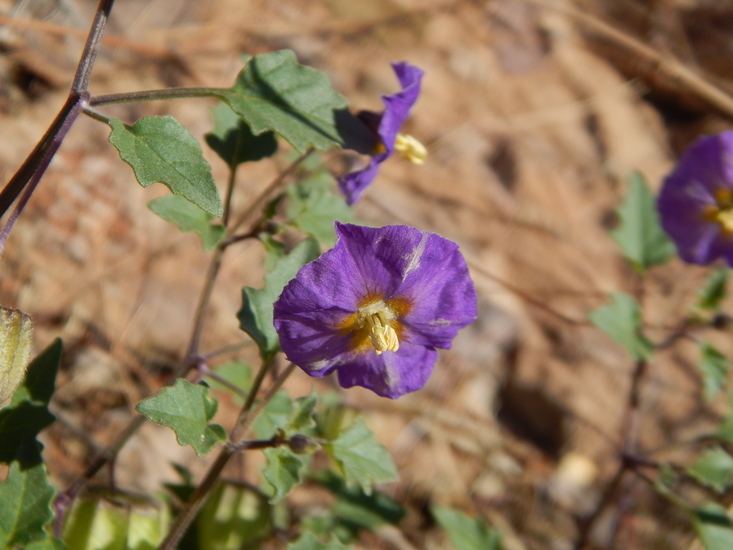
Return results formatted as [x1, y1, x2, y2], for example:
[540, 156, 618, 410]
[402, 232, 428, 280]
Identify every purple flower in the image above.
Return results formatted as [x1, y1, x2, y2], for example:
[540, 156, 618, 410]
[339, 62, 426, 205]
[658, 131, 733, 265]
[273, 223, 477, 398]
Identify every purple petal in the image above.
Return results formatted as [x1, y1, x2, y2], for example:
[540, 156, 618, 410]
[338, 62, 424, 205]
[378, 62, 424, 158]
[658, 132, 733, 265]
[273, 222, 477, 398]
[336, 341, 438, 398]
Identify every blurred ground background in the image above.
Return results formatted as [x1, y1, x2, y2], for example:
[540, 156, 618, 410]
[2, 0, 733, 548]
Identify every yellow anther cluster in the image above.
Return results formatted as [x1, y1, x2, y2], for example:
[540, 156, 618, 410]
[365, 312, 400, 354]
[354, 301, 400, 355]
[394, 133, 428, 165]
[705, 188, 733, 235]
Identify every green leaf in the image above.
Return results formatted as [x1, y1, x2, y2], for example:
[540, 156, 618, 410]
[433, 507, 503, 550]
[325, 418, 398, 494]
[287, 186, 353, 246]
[0, 461, 56, 546]
[206, 360, 252, 406]
[698, 269, 729, 311]
[252, 390, 293, 440]
[25, 538, 67, 550]
[263, 447, 306, 502]
[11, 338, 62, 407]
[286, 394, 318, 434]
[286, 531, 353, 550]
[692, 502, 733, 550]
[610, 171, 675, 272]
[205, 102, 278, 167]
[688, 447, 733, 493]
[698, 343, 730, 401]
[315, 470, 404, 533]
[0, 306, 33, 408]
[135, 379, 227, 456]
[220, 50, 361, 153]
[62, 499, 127, 550]
[238, 237, 321, 360]
[0, 402, 55, 465]
[108, 116, 222, 216]
[260, 234, 287, 271]
[127, 504, 171, 550]
[589, 292, 654, 361]
[148, 195, 225, 251]
[717, 391, 733, 443]
[196, 482, 272, 549]
[0, 339, 62, 465]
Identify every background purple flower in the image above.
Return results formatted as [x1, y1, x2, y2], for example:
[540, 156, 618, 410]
[273, 222, 477, 398]
[338, 62, 424, 205]
[658, 131, 733, 265]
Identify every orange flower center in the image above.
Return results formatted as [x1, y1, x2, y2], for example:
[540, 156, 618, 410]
[338, 295, 412, 355]
[705, 188, 733, 235]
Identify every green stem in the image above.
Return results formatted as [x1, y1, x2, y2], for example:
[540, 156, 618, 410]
[157, 362, 297, 550]
[83, 106, 112, 124]
[89, 87, 225, 107]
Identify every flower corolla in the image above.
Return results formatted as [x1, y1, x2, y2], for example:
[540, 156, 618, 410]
[273, 223, 477, 398]
[658, 131, 733, 266]
[338, 62, 425, 205]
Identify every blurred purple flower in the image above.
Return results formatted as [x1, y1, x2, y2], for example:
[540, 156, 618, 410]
[658, 131, 733, 265]
[273, 222, 477, 398]
[339, 62, 425, 205]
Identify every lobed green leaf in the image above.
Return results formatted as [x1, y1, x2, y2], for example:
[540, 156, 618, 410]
[0, 306, 33, 408]
[287, 185, 353, 246]
[220, 50, 371, 153]
[196, 482, 272, 548]
[108, 116, 222, 216]
[325, 418, 398, 494]
[286, 531, 353, 550]
[263, 447, 306, 503]
[610, 171, 675, 272]
[692, 502, 733, 550]
[205, 102, 278, 167]
[135, 379, 227, 457]
[589, 292, 654, 361]
[0, 461, 56, 547]
[238, 237, 321, 360]
[688, 447, 733, 493]
[148, 195, 225, 251]
[697, 269, 729, 311]
[697, 343, 730, 401]
[0, 339, 62, 466]
[433, 507, 503, 550]
[206, 360, 252, 406]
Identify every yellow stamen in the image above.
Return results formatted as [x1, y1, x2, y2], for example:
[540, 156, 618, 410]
[365, 312, 400, 354]
[394, 133, 427, 165]
[705, 188, 733, 236]
[354, 301, 400, 355]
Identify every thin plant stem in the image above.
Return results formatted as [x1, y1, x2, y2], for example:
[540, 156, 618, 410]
[574, 357, 650, 550]
[71, 0, 116, 92]
[228, 147, 315, 234]
[0, 93, 87, 219]
[158, 362, 297, 550]
[202, 340, 252, 360]
[186, 247, 225, 358]
[0, 0, 115, 220]
[82, 106, 113, 124]
[90, 87, 225, 107]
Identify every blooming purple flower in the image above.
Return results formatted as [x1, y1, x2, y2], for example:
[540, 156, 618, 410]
[658, 131, 733, 266]
[273, 223, 477, 398]
[338, 62, 425, 205]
